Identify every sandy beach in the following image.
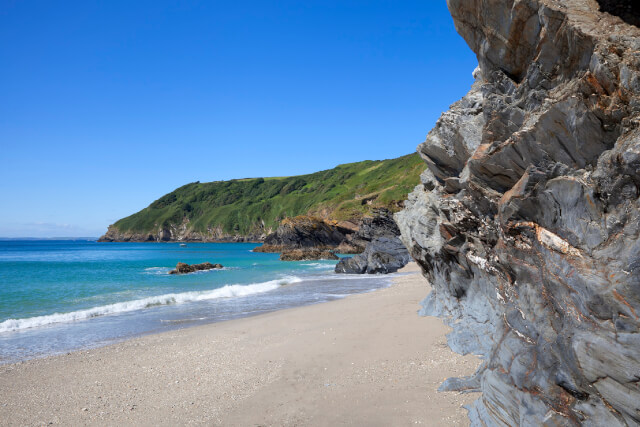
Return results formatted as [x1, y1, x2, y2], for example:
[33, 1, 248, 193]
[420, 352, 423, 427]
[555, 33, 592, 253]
[0, 263, 479, 426]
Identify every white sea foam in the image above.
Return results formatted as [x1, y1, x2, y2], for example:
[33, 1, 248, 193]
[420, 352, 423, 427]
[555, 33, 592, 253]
[322, 293, 348, 299]
[0, 276, 302, 333]
[143, 267, 172, 275]
[301, 263, 334, 270]
[144, 266, 234, 275]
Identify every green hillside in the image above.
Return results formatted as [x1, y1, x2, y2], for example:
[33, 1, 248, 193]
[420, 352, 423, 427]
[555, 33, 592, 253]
[109, 153, 425, 237]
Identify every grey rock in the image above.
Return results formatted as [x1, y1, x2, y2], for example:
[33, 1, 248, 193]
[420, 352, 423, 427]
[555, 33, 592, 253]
[335, 208, 411, 274]
[335, 236, 410, 274]
[351, 208, 402, 242]
[254, 216, 351, 253]
[396, 0, 640, 425]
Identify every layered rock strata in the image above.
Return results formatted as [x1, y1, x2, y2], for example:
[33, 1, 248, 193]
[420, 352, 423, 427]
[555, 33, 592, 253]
[396, 1, 640, 425]
[253, 216, 352, 253]
[334, 237, 410, 274]
[335, 209, 411, 274]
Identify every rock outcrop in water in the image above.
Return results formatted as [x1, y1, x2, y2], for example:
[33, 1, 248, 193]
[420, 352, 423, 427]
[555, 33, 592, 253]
[168, 262, 223, 275]
[396, 0, 640, 425]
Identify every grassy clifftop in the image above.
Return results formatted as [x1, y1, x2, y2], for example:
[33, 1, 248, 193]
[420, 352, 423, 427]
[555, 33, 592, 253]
[105, 153, 425, 240]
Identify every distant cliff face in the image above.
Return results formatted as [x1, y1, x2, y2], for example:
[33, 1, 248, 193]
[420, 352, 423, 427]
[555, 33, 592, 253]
[396, 0, 640, 425]
[98, 223, 263, 243]
[98, 154, 424, 243]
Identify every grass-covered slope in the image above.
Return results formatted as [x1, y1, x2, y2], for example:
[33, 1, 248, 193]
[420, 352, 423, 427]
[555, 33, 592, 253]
[105, 153, 425, 240]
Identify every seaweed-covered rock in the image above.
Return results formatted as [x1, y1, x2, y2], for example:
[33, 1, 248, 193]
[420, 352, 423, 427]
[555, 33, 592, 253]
[396, 0, 640, 425]
[168, 262, 223, 275]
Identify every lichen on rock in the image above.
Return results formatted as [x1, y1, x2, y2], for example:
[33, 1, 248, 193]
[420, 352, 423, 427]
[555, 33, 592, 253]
[396, 0, 640, 425]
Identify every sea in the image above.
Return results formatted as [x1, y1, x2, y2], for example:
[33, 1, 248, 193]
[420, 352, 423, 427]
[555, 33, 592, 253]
[0, 240, 394, 364]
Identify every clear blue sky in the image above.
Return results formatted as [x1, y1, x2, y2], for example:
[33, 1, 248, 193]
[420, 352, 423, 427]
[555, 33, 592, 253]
[0, 0, 476, 238]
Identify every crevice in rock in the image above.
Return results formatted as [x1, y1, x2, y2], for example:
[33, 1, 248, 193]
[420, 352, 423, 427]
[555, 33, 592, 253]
[500, 68, 523, 84]
[597, 0, 640, 27]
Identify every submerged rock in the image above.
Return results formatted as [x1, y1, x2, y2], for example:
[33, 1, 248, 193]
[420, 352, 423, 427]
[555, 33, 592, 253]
[168, 262, 223, 275]
[279, 249, 339, 261]
[396, 0, 640, 425]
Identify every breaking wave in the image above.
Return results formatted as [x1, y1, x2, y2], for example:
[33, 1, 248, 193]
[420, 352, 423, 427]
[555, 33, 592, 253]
[0, 276, 302, 333]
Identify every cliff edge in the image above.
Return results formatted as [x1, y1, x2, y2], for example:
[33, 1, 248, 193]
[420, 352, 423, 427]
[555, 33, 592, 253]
[396, 0, 640, 425]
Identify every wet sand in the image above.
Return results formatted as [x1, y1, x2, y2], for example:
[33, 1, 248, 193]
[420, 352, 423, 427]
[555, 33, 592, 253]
[0, 263, 479, 426]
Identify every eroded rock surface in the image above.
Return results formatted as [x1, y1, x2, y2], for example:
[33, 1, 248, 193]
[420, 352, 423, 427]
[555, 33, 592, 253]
[335, 237, 410, 274]
[396, 1, 640, 425]
[336, 209, 411, 274]
[253, 216, 351, 253]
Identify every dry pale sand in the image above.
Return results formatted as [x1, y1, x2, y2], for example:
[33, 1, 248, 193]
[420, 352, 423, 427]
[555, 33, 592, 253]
[0, 263, 480, 426]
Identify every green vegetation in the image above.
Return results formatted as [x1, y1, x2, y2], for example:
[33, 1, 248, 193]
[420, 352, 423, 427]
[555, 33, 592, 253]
[112, 153, 425, 236]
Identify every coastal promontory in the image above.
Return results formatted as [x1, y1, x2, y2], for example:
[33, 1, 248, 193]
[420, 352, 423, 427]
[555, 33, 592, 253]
[98, 154, 424, 243]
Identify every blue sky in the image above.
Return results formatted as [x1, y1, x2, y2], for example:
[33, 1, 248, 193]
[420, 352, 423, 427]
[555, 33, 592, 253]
[0, 0, 477, 237]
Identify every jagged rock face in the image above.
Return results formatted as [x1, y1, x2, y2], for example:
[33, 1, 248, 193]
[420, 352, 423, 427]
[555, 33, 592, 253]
[335, 237, 410, 274]
[98, 223, 264, 243]
[350, 208, 402, 243]
[335, 208, 411, 274]
[396, 1, 640, 425]
[597, 0, 640, 27]
[254, 216, 351, 253]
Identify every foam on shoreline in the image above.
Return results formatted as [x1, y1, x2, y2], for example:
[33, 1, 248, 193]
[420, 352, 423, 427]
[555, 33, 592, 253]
[0, 276, 302, 333]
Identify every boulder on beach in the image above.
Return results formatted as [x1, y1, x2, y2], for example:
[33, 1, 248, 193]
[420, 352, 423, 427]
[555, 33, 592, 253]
[335, 209, 411, 274]
[335, 236, 410, 274]
[168, 262, 223, 275]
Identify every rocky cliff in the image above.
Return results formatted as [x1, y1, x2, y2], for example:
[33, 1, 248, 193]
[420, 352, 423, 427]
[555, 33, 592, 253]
[98, 223, 264, 243]
[253, 216, 352, 252]
[396, 0, 640, 425]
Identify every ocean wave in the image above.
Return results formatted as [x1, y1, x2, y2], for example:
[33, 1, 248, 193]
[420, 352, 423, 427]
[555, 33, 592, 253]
[301, 263, 334, 270]
[0, 276, 302, 333]
[320, 293, 349, 299]
[143, 267, 172, 275]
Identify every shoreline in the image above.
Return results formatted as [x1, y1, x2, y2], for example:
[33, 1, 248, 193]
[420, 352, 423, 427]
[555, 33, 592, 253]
[0, 263, 480, 426]
[0, 263, 391, 364]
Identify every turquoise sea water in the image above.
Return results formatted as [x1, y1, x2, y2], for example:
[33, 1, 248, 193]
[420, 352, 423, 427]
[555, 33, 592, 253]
[0, 240, 392, 363]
